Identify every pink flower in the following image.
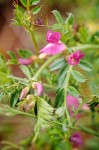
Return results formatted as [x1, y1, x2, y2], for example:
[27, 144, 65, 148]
[46, 30, 61, 43]
[19, 87, 30, 100]
[34, 82, 43, 96]
[69, 133, 83, 148]
[40, 30, 66, 55]
[18, 58, 33, 66]
[66, 95, 89, 117]
[68, 50, 85, 65]
[40, 42, 65, 55]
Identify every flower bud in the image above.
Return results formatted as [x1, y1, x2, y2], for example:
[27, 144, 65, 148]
[32, 82, 43, 96]
[31, 55, 38, 61]
[18, 58, 33, 66]
[38, 53, 47, 59]
[25, 101, 35, 112]
[19, 87, 30, 100]
[36, 18, 43, 25]
[26, 95, 33, 101]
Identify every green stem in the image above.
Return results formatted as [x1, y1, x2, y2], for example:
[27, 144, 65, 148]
[1, 141, 19, 149]
[64, 65, 73, 126]
[52, 121, 78, 130]
[43, 83, 56, 91]
[27, 0, 30, 11]
[31, 53, 63, 81]
[30, 30, 39, 54]
[10, 107, 36, 118]
[72, 44, 99, 51]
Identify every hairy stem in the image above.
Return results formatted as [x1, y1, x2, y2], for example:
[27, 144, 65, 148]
[64, 65, 73, 126]
[72, 44, 99, 51]
[9, 107, 36, 118]
[31, 53, 63, 81]
[27, 0, 30, 11]
[30, 30, 39, 54]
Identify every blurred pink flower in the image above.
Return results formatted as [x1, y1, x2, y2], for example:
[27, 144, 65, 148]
[19, 87, 29, 100]
[66, 95, 89, 117]
[69, 133, 83, 148]
[35, 82, 43, 96]
[18, 58, 33, 66]
[40, 30, 66, 55]
[66, 95, 79, 117]
[68, 50, 85, 65]
[82, 104, 89, 111]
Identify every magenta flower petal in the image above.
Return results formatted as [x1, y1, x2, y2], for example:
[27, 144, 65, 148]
[18, 58, 33, 66]
[40, 42, 65, 55]
[68, 50, 85, 65]
[73, 50, 85, 59]
[66, 95, 79, 109]
[46, 30, 61, 43]
[35, 82, 43, 96]
[70, 133, 83, 147]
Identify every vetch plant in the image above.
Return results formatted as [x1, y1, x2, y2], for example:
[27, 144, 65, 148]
[0, 0, 99, 150]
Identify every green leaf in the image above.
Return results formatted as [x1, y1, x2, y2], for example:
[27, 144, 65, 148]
[52, 10, 63, 24]
[17, 5, 25, 13]
[55, 106, 65, 117]
[54, 89, 64, 108]
[79, 60, 92, 71]
[52, 24, 62, 30]
[0, 54, 5, 64]
[67, 86, 79, 97]
[0, 92, 3, 101]
[35, 98, 54, 130]
[30, 0, 40, 6]
[72, 70, 86, 83]
[18, 49, 33, 58]
[20, 65, 32, 78]
[20, 0, 27, 7]
[65, 13, 74, 25]
[79, 126, 99, 137]
[32, 6, 41, 15]
[10, 89, 21, 108]
[77, 26, 88, 43]
[7, 51, 17, 61]
[50, 58, 66, 71]
[57, 64, 68, 88]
